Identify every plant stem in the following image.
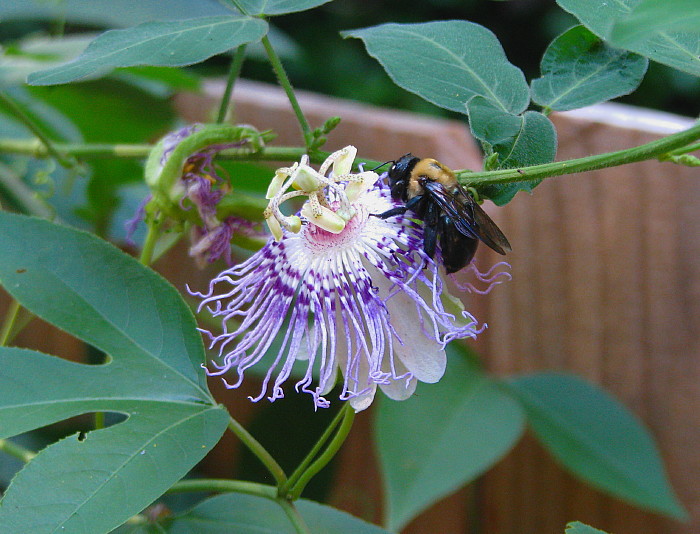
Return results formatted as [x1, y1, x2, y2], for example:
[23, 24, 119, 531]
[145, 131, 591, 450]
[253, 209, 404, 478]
[168, 478, 278, 499]
[280, 405, 346, 495]
[227, 416, 287, 486]
[456, 120, 700, 185]
[216, 45, 248, 124]
[2, 120, 699, 186]
[0, 299, 21, 347]
[169, 477, 311, 534]
[0, 438, 36, 463]
[260, 36, 313, 148]
[278, 499, 313, 534]
[288, 403, 355, 500]
[139, 217, 162, 265]
[0, 91, 74, 168]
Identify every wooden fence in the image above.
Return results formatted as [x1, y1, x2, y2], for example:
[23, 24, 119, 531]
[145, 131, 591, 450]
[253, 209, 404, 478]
[3, 79, 697, 533]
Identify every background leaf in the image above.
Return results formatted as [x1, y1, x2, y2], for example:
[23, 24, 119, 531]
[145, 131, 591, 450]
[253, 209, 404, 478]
[0, 212, 228, 533]
[375, 346, 525, 532]
[508, 373, 687, 519]
[28, 16, 269, 86]
[610, 0, 700, 48]
[0, 0, 232, 28]
[557, 0, 700, 77]
[467, 96, 557, 205]
[343, 21, 529, 115]
[531, 25, 648, 112]
[566, 521, 610, 534]
[160, 493, 391, 533]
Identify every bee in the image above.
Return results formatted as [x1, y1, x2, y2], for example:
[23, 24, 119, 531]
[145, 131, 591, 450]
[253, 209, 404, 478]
[374, 154, 511, 274]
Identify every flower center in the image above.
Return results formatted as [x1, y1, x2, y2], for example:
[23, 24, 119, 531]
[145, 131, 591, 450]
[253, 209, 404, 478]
[303, 203, 367, 254]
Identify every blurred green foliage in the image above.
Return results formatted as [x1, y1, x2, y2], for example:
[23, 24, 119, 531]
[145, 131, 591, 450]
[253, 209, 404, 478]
[243, 0, 699, 117]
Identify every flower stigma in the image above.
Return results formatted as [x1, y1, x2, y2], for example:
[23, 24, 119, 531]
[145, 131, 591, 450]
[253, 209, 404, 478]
[191, 146, 507, 411]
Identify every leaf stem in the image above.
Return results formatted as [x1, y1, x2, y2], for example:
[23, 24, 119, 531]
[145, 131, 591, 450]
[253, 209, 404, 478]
[0, 438, 36, 463]
[287, 403, 355, 500]
[216, 44, 247, 124]
[0, 91, 74, 169]
[227, 416, 287, 486]
[168, 478, 277, 499]
[260, 36, 313, 148]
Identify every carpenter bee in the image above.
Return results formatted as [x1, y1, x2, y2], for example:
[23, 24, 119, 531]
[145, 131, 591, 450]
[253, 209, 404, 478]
[374, 154, 511, 274]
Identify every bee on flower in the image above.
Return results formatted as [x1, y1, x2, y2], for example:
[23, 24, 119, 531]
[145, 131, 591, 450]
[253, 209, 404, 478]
[191, 146, 509, 411]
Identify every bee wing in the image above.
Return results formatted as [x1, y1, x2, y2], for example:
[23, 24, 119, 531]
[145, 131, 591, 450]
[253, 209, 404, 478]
[422, 180, 511, 255]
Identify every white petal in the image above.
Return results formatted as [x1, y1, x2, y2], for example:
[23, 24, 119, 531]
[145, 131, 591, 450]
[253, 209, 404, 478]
[349, 385, 376, 412]
[371, 265, 447, 383]
[379, 356, 417, 400]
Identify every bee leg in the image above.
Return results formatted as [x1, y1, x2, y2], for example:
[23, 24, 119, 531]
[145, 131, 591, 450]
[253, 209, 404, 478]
[372, 206, 408, 219]
[422, 201, 440, 259]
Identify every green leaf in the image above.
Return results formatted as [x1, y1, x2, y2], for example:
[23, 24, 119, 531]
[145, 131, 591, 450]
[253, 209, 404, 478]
[531, 25, 648, 111]
[508, 373, 687, 519]
[165, 493, 391, 533]
[27, 16, 269, 86]
[236, 0, 334, 16]
[0, 212, 228, 533]
[0, 0, 232, 28]
[610, 0, 700, 48]
[376, 346, 525, 532]
[343, 21, 529, 114]
[565, 521, 610, 534]
[557, 0, 700, 76]
[467, 97, 557, 205]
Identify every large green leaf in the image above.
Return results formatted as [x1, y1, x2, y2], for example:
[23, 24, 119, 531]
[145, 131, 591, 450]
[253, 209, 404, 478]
[375, 346, 525, 532]
[531, 25, 648, 112]
[467, 96, 556, 205]
[565, 521, 610, 534]
[343, 21, 529, 114]
[610, 0, 700, 48]
[508, 373, 686, 519]
[557, 0, 700, 76]
[28, 15, 268, 86]
[157, 493, 390, 533]
[236, 0, 334, 16]
[0, 212, 228, 533]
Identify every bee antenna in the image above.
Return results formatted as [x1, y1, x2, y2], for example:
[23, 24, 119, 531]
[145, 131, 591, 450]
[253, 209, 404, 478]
[369, 160, 393, 172]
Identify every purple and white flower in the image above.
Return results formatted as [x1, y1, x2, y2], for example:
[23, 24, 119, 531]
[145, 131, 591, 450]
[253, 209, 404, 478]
[191, 146, 501, 411]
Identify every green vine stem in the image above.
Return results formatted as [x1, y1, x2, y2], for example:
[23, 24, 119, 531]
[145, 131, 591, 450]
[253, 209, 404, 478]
[227, 416, 288, 486]
[280, 404, 347, 495]
[216, 44, 248, 124]
[287, 403, 355, 500]
[168, 478, 277, 498]
[260, 35, 313, 148]
[456, 121, 700, 186]
[0, 438, 36, 463]
[1, 120, 699, 188]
